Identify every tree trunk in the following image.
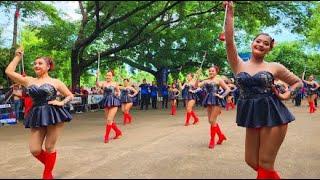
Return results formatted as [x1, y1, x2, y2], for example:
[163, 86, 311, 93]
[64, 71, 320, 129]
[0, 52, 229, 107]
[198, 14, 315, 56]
[71, 48, 81, 90]
[11, 3, 22, 76]
[12, 4, 20, 48]
[155, 68, 168, 87]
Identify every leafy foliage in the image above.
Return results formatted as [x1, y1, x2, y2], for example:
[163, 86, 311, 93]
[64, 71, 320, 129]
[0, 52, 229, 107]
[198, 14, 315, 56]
[305, 2, 320, 46]
[1, 1, 318, 88]
[265, 41, 320, 78]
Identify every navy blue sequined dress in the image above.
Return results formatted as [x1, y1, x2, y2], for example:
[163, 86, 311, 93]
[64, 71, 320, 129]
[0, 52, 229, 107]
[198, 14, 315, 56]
[99, 86, 121, 108]
[306, 83, 317, 96]
[202, 82, 225, 107]
[169, 90, 179, 100]
[235, 71, 295, 128]
[182, 84, 197, 101]
[120, 88, 134, 103]
[24, 83, 72, 128]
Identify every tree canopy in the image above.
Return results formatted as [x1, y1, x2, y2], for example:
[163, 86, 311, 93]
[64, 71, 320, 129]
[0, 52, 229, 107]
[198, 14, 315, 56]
[0, 1, 319, 88]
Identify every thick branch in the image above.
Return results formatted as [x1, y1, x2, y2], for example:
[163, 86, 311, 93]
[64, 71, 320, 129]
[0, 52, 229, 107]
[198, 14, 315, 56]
[95, 1, 100, 30]
[101, 1, 156, 30]
[157, 3, 221, 30]
[80, 1, 181, 69]
[104, 1, 181, 55]
[77, 1, 156, 48]
[104, 2, 121, 20]
[169, 61, 202, 73]
[114, 56, 157, 75]
[78, 1, 88, 40]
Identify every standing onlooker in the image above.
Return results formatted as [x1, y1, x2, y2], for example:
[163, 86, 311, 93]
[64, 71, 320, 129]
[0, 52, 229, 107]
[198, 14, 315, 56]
[89, 87, 99, 111]
[161, 82, 169, 109]
[80, 86, 89, 112]
[91, 87, 98, 95]
[73, 85, 81, 96]
[12, 84, 23, 121]
[294, 86, 303, 106]
[139, 79, 150, 110]
[150, 81, 158, 109]
[73, 85, 82, 113]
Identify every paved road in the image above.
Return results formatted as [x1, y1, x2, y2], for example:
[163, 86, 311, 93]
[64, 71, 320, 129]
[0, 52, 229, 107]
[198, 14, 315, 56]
[0, 101, 319, 179]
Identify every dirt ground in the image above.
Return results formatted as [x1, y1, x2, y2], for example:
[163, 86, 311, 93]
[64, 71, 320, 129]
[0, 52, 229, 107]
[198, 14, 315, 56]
[0, 100, 319, 179]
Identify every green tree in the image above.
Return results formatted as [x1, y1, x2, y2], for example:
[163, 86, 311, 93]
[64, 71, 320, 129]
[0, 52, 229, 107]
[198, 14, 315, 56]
[265, 41, 320, 78]
[306, 1, 320, 46]
[14, 1, 311, 88]
[0, 1, 60, 48]
[113, 1, 311, 86]
[0, 1, 61, 86]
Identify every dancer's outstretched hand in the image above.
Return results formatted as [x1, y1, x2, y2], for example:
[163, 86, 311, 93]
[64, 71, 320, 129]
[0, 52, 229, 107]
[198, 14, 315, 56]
[15, 47, 24, 57]
[195, 68, 202, 76]
[223, 1, 233, 9]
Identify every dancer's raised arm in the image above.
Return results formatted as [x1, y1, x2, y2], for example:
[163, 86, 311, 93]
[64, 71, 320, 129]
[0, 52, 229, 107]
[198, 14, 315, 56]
[224, 1, 242, 73]
[5, 48, 32, 87]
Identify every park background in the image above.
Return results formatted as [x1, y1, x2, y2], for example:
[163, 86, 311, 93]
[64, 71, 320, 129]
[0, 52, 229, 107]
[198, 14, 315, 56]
[0, 1, 319, 88]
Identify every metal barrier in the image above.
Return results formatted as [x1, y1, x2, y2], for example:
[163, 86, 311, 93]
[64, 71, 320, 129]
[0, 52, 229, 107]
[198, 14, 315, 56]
[0, 104, 17, 126]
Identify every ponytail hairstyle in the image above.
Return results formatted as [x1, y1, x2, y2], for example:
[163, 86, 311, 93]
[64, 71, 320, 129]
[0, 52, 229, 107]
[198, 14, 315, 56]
[37, 57, 54, 71]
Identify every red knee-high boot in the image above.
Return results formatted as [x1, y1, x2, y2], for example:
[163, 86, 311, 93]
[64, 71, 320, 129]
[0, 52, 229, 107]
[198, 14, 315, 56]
[42, 151, 57, 179]
[311, 102, 316, 113]
[215, 123, 227, 145]
[35, 149, 46, 165]
[209, 124, 216, 149]
[185, 112, 191, 126]
[112, 122, 122, 139]
[231, 102, 235, 109]
[123, 113, 128, 125]
[104, 124, 113, 143]
[257, 166, 280, 179]
[171, 105, 176, 115]
[226, 103, 230, 111]
[309, 102, 313, 113]
[191, 111, 199, 125]
[128, 113, 132, 123]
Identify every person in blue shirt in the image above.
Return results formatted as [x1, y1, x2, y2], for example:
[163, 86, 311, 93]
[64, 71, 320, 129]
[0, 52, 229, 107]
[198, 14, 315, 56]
[139, 79, 150, 110]
[150, 81, 158, 109]
[161, 82, 169, 109]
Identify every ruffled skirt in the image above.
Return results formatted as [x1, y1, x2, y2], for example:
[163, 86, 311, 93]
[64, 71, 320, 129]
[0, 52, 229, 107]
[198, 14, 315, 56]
[183, 92, 197, 101]
[236, 94, 295, 128]
[202, 93, 225, 107]
[99, 95, 121, 108]
[24, 105, 72, 128]
[120, 95, 133, 103]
